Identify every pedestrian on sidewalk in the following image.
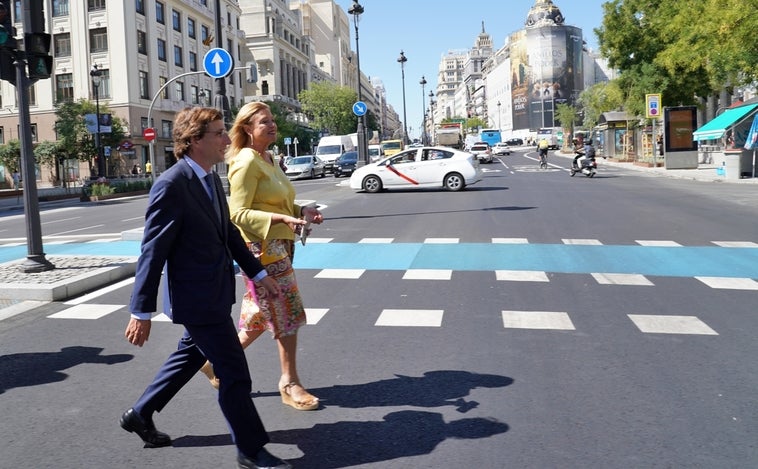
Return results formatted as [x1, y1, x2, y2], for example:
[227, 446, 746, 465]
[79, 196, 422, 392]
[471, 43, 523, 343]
[120, 106, 291, 469]
[12, 171, 20, 190]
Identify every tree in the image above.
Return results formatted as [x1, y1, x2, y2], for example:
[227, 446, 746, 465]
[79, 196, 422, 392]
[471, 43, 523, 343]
[266, 101, 319, 155]
[298, 82, 358, 135]
[0, 139, 21, 173]
[578, 82, 624, 130]
[54, 99, 128, 174]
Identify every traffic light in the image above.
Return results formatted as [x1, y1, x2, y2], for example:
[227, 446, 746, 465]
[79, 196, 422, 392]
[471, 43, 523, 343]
[25, 32, 51, 79]
[0, 0, 17, 86]
[25, 0, 51, 80]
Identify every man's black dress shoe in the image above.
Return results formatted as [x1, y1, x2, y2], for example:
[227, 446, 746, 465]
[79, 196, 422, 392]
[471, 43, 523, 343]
[119, 408, 172, 448]
[237, 447, 292, 469]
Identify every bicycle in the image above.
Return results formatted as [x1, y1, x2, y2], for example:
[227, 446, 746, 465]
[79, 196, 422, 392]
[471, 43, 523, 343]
[539, 148, 548, 169]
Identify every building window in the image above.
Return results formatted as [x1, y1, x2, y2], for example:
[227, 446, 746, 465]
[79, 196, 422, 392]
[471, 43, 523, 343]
[174, 45, 183, 67]
[53, 0, 69, 17]
[201, 25, 209, 43]
[141, 117, 149, 131]
[189, 51, 197, 71]
[187, 18, 196, 39]
[161, 120, 172, 138]
[157, 38, 166, 62]
[0, 127, 4, 144]
[175, 81, 184, 102]
[95, 69, 111, 99]
[28, 85, 36, 107]
[30, 124, 38, 143]
[172, 9, 181, 32]
[159, 76, 168, 99]
[190, 85, 199, 104]
[139, 71, 149, 99]
[53, 33, 71, 57]
[55, 73, 73, 102]
[89, 28, 108, 53]
[88, 0, 105, 11]
[155, 1, 165, 24]
[199, 0, 207, 6]
[136, 0, 144, 15]
[137, 30, 147, 55]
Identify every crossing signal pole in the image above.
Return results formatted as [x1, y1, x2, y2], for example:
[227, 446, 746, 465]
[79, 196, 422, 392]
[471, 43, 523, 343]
[1, 0, 54, 272]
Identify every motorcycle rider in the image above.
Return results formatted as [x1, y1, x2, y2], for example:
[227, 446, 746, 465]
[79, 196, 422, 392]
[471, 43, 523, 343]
[573, 139, 595, 170]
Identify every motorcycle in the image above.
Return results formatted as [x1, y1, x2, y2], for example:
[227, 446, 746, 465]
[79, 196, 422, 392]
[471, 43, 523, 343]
[570, 151, 597, 177]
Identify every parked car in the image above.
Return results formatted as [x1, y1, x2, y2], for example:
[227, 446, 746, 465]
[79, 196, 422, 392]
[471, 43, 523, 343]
[492, 142, 511, 156]
[349, 146, 483, 193]
[469, 142, 493, 163]
[505, 137, 524, 146]
[333, 151, 359, 178]
[284, 155, 326, 180]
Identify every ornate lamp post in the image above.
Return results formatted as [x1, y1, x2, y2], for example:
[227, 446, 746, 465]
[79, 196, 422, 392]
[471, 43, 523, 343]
[429, 90, 436, 144]
[348, 0, 367, 165]
[90, 64, 104, 178]
[397, 50, 408, 144]
[420, 75, 427, 145]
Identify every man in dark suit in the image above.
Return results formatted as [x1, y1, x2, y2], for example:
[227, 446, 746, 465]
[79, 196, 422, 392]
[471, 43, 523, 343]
[120, 107, 298, 469]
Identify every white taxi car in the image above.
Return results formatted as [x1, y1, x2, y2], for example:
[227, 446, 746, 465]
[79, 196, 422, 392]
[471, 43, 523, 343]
[349, 146, 483, 193]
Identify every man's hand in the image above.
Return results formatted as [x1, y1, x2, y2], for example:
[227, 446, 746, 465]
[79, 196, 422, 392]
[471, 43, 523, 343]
[259, 276, 281, 297]
[125, 318, 152, 347]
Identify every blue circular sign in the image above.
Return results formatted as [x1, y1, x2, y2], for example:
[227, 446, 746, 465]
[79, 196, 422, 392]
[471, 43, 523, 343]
[203, 48, 234, 79]
[353, 101, 367, 117]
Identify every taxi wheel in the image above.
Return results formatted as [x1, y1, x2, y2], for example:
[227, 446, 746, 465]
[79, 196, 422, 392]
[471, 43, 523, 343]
[362, 175, 383, 193]
[444, 172, 465, 191]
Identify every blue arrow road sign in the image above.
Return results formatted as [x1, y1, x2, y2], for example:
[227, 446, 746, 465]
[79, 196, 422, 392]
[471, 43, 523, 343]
[353, 101, 367, 117]
[203, 48, 234, 79]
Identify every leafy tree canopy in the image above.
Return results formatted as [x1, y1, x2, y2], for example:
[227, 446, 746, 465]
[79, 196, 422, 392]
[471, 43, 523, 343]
[298, 82, 359, 135]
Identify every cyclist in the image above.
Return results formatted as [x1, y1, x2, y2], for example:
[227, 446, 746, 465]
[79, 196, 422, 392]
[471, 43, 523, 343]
[537, 138, 549, 168]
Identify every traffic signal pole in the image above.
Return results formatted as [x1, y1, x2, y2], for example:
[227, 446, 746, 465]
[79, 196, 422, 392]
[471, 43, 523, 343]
[15, 2, 53, 272]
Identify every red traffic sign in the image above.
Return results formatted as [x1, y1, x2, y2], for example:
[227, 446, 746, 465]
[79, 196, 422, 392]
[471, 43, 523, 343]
[143, 127, 156, 141]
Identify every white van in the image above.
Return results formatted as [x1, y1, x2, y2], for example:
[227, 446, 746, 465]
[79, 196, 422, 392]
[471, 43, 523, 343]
[368, 144, 383, 162]
[315, 135, 355, 173]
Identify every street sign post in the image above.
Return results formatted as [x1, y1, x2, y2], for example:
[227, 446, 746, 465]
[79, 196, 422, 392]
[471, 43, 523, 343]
[353, 101, 367, 117]
[203, 48, 234, 79]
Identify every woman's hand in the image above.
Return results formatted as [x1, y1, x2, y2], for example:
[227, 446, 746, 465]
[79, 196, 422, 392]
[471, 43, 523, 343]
[301, 205, 324, 225]
[259, 276, 281, 297]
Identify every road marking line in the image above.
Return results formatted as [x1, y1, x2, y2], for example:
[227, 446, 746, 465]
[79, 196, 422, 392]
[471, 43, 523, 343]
[359, 238, 394, 243]
[562, 239, 603, 245]
[492, 238, 529, 244]
[403, 269, 452, 280]
[314, 269, 365, 279]
[501, 310, 575, 330]
[712, 241, 758, 248]
[695, 276, 758, 290]
[628, 314, 718, 335]
[592, 273, 654, 286]
[305, 308, 329, 324]
[375, 309, 443, 327]
[306, 238, 333, 244]
[48, 303, 124, 319]
[64, 277, 136, 305]
[496, 270, 549, 282]
[424, 238, 459, 244]
[636, 240, 682, 247]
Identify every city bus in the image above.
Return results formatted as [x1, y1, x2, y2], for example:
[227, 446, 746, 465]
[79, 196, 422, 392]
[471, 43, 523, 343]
[478, 129, 502, 148]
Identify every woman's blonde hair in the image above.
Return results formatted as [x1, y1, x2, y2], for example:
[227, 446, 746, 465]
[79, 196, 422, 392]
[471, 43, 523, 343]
[227, 101, 272, 163]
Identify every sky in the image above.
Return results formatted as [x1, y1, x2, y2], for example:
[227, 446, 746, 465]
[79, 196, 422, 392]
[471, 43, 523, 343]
[333, 0, 605, 140]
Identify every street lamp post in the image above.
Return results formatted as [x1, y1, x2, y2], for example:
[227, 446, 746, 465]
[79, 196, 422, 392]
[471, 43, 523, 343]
[428, 90, 435, 143]
[348, 0, 368, 166]
[497, 101, 501, 131]
[398, 50, 408, 145]
[90, 64, 104, 178]
[420, 75, 427, 145]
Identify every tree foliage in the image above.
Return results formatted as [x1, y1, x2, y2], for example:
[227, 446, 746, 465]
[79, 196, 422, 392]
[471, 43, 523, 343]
[0, 139, 21, 172]
[54, 99, 128, 165]
[595, 0, 758, 117]
[298, 82, 359, 135]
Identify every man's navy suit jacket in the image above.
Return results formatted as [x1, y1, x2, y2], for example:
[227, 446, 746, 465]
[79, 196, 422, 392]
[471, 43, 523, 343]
[129, 158, 265, 325]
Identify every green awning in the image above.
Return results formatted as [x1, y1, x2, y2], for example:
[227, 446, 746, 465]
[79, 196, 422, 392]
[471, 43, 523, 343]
[693, 103, 758, 141]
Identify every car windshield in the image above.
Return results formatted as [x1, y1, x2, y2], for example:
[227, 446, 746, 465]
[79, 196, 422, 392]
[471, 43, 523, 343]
[290, 157, 312, 165]
[339, 153, 358, 162]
